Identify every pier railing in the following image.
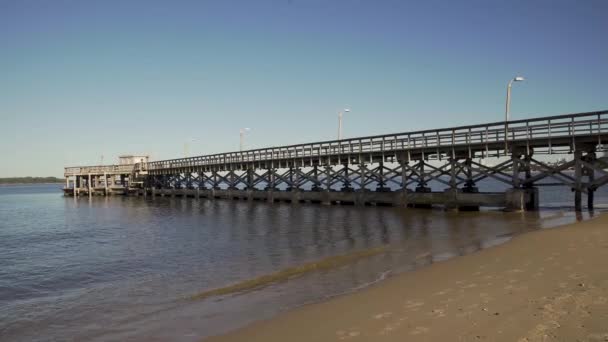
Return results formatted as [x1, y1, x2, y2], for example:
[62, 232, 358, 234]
[65, 164, 136, 176]
[146, 110, 608, 170]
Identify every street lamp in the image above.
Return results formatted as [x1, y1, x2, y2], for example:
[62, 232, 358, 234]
[505, 76, 525, 122]
[240, 128, 251, 151]
[503, 76, 525, 155]
[338, 108, 351, 140]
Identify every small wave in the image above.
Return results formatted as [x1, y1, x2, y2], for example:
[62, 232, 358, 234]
[296, 269, 393, 308]
[350, 269, 392, 292]
[188, 246, 388, 301]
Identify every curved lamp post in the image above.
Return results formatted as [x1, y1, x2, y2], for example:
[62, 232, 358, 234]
[505, 76, 525, 122]
[338, 108, 351, 140]
[504, 76, 525, 154]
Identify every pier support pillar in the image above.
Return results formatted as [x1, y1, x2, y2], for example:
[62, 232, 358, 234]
[322, 165, 332, 205]
[443, 157, 458, 210]
[285, 167, 298, 192]
[448, 158, 457, 191]
[415, 160, 431, 193]
[462, 158, 479, 194]
[246, 168, 254, 190]
[584, 151, 596, 211]
[574, 150, 583, 211]
[505, 187, 539, 211]
[397, 160, 410, 207]
[588, 169, 595, 211]
[104, 172, 108, 195]
[341, 164, 354, 192]
[211, 171, 220, 191]
[414, 160, 431, 208]
[376, 161, 390, 192]
[75, 176, 81, 196]
[587, 182, 595, 210]
[311, 165, 322, 192]
[459, 158, 479, 211]
[265, 168, 276, 202]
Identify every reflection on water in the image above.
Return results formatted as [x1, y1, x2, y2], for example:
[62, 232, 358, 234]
[0, 184, 605, 341]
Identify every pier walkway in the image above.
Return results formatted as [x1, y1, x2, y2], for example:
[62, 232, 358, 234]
[64, 110, 608, 211]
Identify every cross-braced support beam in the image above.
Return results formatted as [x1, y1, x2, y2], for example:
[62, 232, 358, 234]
[142, 144, 608, 211]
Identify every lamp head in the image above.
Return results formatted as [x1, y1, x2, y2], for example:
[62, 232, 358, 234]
[344, 108, 351, 113]
[514, 76, 525, 82]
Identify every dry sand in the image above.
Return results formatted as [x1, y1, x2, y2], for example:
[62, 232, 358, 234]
[207, 213, 608, 342]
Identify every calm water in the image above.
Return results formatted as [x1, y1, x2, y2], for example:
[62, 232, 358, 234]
[1, 183, 607, 341]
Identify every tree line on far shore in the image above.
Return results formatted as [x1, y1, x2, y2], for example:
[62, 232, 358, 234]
[0, 177, 63, 184]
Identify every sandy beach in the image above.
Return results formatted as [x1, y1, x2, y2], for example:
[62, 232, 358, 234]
[208, 213, 608, 342]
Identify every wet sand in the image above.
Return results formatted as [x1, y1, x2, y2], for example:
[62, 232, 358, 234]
[208, 213, 608, 342]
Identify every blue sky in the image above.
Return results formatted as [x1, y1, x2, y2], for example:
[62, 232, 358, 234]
[1, 0, 606, 177]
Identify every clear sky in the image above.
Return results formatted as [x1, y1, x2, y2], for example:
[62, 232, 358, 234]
[1, 0, 606, 177]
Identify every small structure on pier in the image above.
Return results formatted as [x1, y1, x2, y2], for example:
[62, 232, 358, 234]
[64, 155, 148, 196]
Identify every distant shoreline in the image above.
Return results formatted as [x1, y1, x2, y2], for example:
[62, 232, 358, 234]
[0, 182, 63, 186]
[0, 177, 63, 186]
[0, 183, 63, 186]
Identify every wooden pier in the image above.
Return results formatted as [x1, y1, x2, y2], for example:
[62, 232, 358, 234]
[64, 110, 608, 211]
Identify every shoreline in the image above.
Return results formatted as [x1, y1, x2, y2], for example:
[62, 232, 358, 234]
[207, 213, 608, 341]
[0, 182, 62, 186]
